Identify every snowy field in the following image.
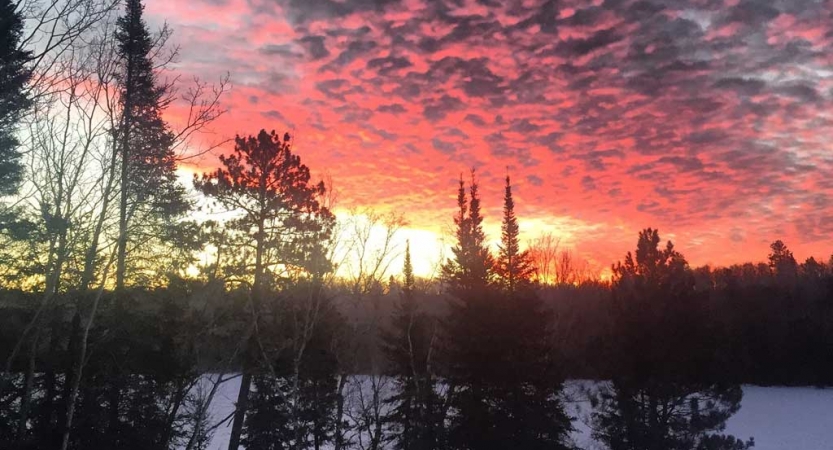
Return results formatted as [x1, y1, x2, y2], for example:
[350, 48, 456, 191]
[563, 382, 833, 450]
[198, 377, 833, 450]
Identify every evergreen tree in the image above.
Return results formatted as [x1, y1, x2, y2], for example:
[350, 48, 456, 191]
[195, 130, 333, 294]
[466, 171, 494, 289]
[403, 240, 415, 298]
[441, 174, 471, 297]
[441, 172, 571, 450]
[383, 241, 442, 450]
[195, 129, 334, 450]
[441, 170, 493, 297]
[114, 0, 187, 290]
[768, 240, 795, 270]
[495, 174, 534, 296]
[593, 228, 752, 450]
[768, 240, 797, 285]
[242, 284, 342, 450]
[240, 375, 292, 450]
[0, 0, 31, 196]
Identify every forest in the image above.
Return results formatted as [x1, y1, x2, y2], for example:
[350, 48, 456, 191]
[1, 0, 832, 449]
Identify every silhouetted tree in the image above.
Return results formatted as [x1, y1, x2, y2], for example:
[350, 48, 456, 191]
[768, 240, 797, 286]
[592, 383, 754, 450]
[383, 241, 442, 450]
[441, 170, 493, 298]
[0, 0, 31, 195]
[114, 0, 188, 291]
[242, 282, 343, 450]
[768, 240, 795, 270]
[528, 232, 560, 284]
[441, 172, 572, 450]
[495, 175, 534, 296]
[195, 129, 334, 450]
[592, 228, 752, 450]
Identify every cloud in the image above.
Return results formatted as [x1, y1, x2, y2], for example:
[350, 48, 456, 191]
[155, 0, 833, 270]
[367, 55, 413, 75]
[553, 28, 623, 57]
[422, 95, 465, 122]
[297, 35, 330, 59]
[376, 103, 406, 114]
[432, 137, 457, 154]
[527, 174, 543, 186]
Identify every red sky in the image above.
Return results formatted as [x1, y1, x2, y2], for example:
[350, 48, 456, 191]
[148, 0, 833, 274]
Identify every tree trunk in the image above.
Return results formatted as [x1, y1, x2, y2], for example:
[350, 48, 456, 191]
[370, 378, 384, 450]
[107, 371, 123, 446]
[40, 317, 60, 446]
[185, 372, 225, 450]
[60, 270, 108, 450]
[15, 330, 40, 445]
[333, 374, 347, 450]
[227, 195, 265, 450]
[227, 371, 252, 450]
[115, 50, 134, 292]
[162, 377, 190, 448]
[58, 310, 81, 441]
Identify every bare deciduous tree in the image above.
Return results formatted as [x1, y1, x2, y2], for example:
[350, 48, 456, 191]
[336, 208, 407, 298]
[528, 231, 560, 284]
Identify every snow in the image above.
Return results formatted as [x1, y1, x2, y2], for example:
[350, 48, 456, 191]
[198, 377, 833, 450]
[726, 386, 833, 450]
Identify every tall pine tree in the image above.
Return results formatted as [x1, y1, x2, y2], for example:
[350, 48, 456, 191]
[441, 170, 493, 297]
[495, 174, 534, 296]
[0, 0, 32, 195]
[195, 129, 334, 450]
[466, 172, 494, 289]
[441, 170, 572, 450]
[114, 0, 186, 290]
[384, 241, 442, 450]
[593, 228, 752, 450]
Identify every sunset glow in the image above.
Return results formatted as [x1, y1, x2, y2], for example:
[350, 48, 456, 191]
[160, 0, 833, 271]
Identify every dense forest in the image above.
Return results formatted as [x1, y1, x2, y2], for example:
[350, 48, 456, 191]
[1, 0, 832, 449]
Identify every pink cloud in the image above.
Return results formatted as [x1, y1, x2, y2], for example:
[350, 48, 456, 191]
[149, 0, 833, 271]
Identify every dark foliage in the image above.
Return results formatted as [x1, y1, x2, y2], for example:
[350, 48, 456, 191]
[441, 172, 573, 450]
[114, 0, 188, 290]
[0, 0, 31, 195]
[382, 242, 444, 450]
[242, 284, 343, 450]
[2, 159, 833, 450]
[590, 228, 753, 450]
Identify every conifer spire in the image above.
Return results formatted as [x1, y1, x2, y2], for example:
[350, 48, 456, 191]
[497, 173, 534, 295]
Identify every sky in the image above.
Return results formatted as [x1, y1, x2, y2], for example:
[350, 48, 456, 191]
[147, 0, 833, 275]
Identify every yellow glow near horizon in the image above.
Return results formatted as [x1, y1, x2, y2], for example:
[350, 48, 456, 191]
[177, 168, 608, 282]
[328, 207, 450, 280]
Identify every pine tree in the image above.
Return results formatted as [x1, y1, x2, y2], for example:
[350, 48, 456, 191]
[594, 228, 752, 450]
[114, 0, 186, 290]
[768, 239, 797, 285]
[383, 242, 441, 450]
[441, 175, 471, 297]
[441, 170, 493, 297]
[495, 174, 534, 296]
[195, 129, 334, 450]
[403, 240, 415, 300]
[440, 170, 571, 450]
[466, 171, 494, 288]
[194, 130, 334, 293]
[241, 283, 342, 450]
[0, 0, 32, 195]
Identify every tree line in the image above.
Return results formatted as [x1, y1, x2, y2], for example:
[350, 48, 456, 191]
[1, 0, 832, 449]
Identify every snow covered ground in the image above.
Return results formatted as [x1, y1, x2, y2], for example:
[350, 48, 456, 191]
[199, 377, 833, 450]
[563, 381, 833, 450]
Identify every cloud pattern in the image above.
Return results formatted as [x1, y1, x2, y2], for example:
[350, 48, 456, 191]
[151, 0, 833, 269]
